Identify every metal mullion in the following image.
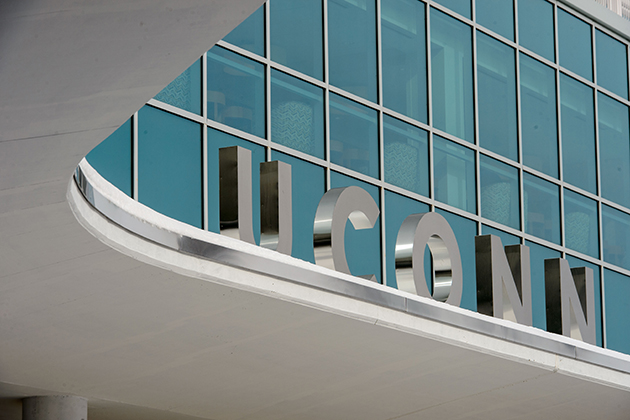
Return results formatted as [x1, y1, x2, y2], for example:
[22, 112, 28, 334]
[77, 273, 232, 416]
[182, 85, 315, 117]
[202, 52, 209, 230]
[600, 264, 607, 348]
[472, 8, 482, 226]
[329, 163, 385, 188]
[269, 61, 327, 89]
[215, 40, 265, 63]
[323, 0, 331, 191]
[426, 2, 435, 205]
[265, 0, 272, 162]
[514, 0, 525, 241]
[376, 0, 387, 285]
[146, 99, 206, 125]
[555, 0, 567, 254]
[206, 119, 268, 147]
[328, 85, 380, 111]
[475, 23, 518, 50]
[381, 108, 432, 133]
[133, 111, 139, 201]
[429, 1, 473, 26]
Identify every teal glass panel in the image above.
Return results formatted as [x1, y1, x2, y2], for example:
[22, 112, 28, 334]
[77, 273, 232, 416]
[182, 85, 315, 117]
[223, 5, 265, 56]
[558, 9, 592, 81]
[138, 106, 202, 228]
[329, 93, 379, 178]
[207, 46, 265, 138]
[566, 255, 602, 347]
[598, 92, 630, 208]
[523, 173, 560, 244]
[431, 9, 474, 143]
[602, 204, 630, 270]
[433, 0, 470, 19]
[604, 269, 630, 353]
[564, 190, 599, 258]
[271, 151, 325, 263]
[381, 0, 427, 122]
[154, 59, 202, 115]
[480, 155, 519, 230]
[383, 115, 428, 196]
[330, 171, 381, 283]
[384, 191, 430, 289]
[518, 0, 555, 62]
[433, 135, 476, 213]
[436, 209, 477, 311]
[270, 0, 323, 80]
[525, 241, 561, 330]
[481, 225, 520, 246]
[271, 69, 324, 159]
[560, 75, 596, 193]
[328, 0, 377, 102]
[476, 0, 513, 41]
[596, 29, 628, 100]
[86, 119, 132, 197]
[206, 128, 265, 243]
[477, 32, 517, 160]
[520, 54, 558, 177]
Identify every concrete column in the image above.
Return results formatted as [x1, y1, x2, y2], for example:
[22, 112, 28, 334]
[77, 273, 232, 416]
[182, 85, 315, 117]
[23, 396, 87, 420]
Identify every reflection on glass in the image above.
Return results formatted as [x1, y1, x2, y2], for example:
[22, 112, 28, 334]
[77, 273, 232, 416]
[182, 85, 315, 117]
[564, 189, 598, 258]
[270, 0, 323, 80]
[433, 0, 471, 19]
[604, 269, 630, 353]
[476, 0, 513, 41]
[480, 155, 519, 229]
[223, 5, 265, 56]
[329, 93, 379, 178]
[383, 115, 428, 196]
[558, 9, 592, 81]
[560, 75, 596, 193]
[433, 135, 476, 213]
[596, 29, 628, 100]
[518, 0, 555, 62]
[477, 32, 517, 160]
[524, 173, 560, 244]
[598, 92, 630, 208]
[431, 9, 474, 143]
[602, 205, 630, 270]
[207, 46, 265, 138]
[154, 59, 202, 115]
[520, 54, 558, 177]
[271, 69, 324, 159]
[138, 106, 202, 228]
[328, 0, 377, 102]
[381, 0, 427, 122]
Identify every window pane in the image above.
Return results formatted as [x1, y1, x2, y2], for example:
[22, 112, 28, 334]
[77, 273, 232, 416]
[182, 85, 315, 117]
[271, 151, 325, 263]
[154, 59, 202, 115]
[329, 93, 379, 178]
[480, 155, 519, 229]
[433, 135, 476, 213]
[270, 0, 323, 80]
[481, 225, 520, 246]
[476, 0, 513, 41]
[598, 92, 630, 208]
[564, 189, 598, 258]
[222, 5, 265, 56]
[383, 115, 429, 196]
[558, 9, 593, 81]
[604, 269, 630, 354]
[433, 0, 471, 19]
[602, 204, 630, 270]
[565, 256, 602, 347]
[518, 0, 555, 62]
[381, 0, 427, 123]
[560, 75, 596, 193]
[524, 173, 560, 244]
[520, 54, 558, 177]
[330, 171, 382, 283]
[477, 32, 517, 160]
[138, 106, 202, 228]
[596, 29, 628, 100]
[207, 47, 265, 138]
[328, 0, 377, 102]
[86, 119, 133, 197]
[431, 9, 474, 143]
[271, 69, 324, 159]
[384, 191, 430, 289]
[525, 241, 561, 330]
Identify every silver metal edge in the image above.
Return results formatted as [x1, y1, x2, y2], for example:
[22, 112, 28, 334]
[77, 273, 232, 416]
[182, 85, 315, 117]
[73, 161, 630, 374]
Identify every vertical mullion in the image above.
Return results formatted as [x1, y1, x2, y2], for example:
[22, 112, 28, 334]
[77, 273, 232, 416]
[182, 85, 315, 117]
[323, 0, 331, 191]
[265, 0, 272, 162]
[514, 0, 525, 242]
[376, 0, 386, 285]
[202, 52, 209, 230]
[426, 2, 435, 208]
[133, 111, 139, 201]
[554, 1, 566, 256]
[471, 2, 482, 233]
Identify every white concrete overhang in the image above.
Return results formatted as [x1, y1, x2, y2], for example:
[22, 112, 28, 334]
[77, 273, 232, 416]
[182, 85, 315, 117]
[1, 1, 630, 419]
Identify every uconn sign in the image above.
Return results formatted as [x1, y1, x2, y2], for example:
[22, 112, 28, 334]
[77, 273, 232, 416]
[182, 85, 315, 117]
[218, 146, 597, 345]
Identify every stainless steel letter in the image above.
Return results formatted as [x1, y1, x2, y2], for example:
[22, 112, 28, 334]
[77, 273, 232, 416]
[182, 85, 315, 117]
[219, 146, 255, 244]
[395, 212, 463, 306]
[545, 259, 596, 345]
[313, 186, 380, 278]
[475, 235, 532, 326]
[260, 161, 292, 255]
